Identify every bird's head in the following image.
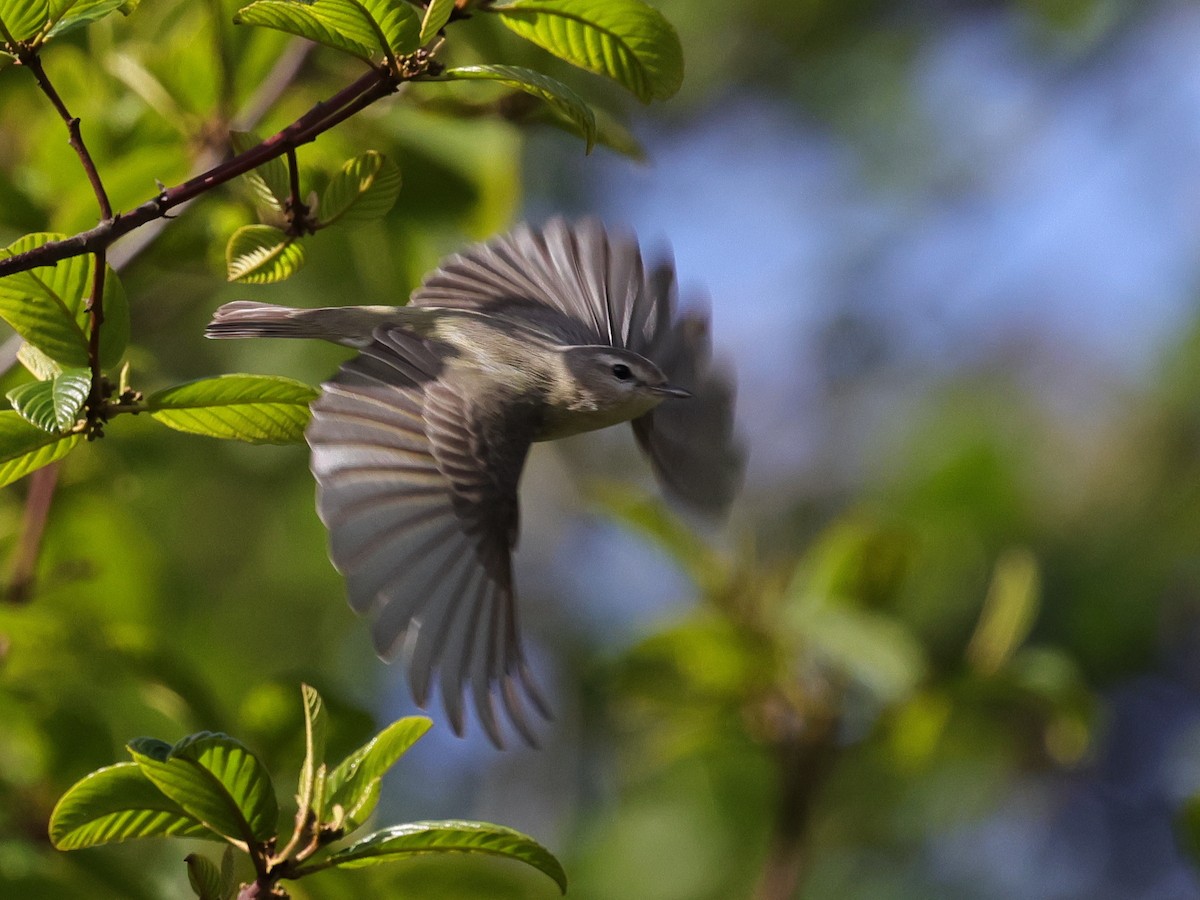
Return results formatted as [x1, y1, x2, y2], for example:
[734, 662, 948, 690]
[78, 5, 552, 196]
[560, 346, 690, 422]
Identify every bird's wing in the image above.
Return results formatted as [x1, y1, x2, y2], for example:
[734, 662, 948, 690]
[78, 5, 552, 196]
[413, 218, 744, 515]
[306, 327, 547, 747]
[631, 266, 744, 516]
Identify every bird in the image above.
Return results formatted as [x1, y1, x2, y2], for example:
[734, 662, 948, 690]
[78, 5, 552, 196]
[205, 218, 742, 747]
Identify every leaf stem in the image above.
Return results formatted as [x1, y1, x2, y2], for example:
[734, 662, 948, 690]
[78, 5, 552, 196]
[0, 66, 405, 279]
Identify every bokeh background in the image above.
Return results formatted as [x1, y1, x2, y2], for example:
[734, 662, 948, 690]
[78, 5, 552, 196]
[5, 0, 1200, 897]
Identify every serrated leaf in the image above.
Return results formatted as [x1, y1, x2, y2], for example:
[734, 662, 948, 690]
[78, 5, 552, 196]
[49, 762, 214, 850]
[47, 0, 138, 38]
[225, 224, 306, 284]
[325, 717, 431, 831]
[146, 374, 317, 444]
[490, 0, 684, 102]
[129, 732, 279, 846]
[230, 131, 290, 212]
[318, 151, 402, 227]
[0, 233, 91, 367]
[6, 366, 90, 432]
[0, 410, 81, 488]
[186, 853, 225, 900]
[420, 0, 453, 43]
[324, 821, 567, 893]
[233, 0, 419, 60]
[296, 684, 328, 825]
[438, 64, 596, 152]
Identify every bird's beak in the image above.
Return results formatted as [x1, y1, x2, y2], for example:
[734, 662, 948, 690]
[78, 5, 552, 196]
[652, 383, 692, 399]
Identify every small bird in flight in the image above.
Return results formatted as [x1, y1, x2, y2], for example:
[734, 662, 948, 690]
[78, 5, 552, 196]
[206, 218, 742, 747]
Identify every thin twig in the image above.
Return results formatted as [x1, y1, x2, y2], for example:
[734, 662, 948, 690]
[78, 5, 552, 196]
[0, 65, 404, 279]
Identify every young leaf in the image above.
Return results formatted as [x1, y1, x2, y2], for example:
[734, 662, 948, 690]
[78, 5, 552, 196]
[0, 411, 82, 488]
[49, 762, 214, 850]
[3, 0, 57, 42]
[325, 717, 431, 831]
[17, 342, 63, 381]
[420, 0, 454, 43]
[323, 821, 567, 893]
[489, 0, 684, 102]
[230, 131, 291, 212]
[296, 684, 329, 825]
[318, 151, 402, 227]
[146, 374, 317, 444]
[99, 265, 131, 368]
[226, 224, 307, 284]
[437, 65, 596, 152]
[185, 853, 225, 900]
[6, 367, 91, 433]
[128, 732, 279, 846]
[47, 0, 140, 39]
[233, 0, 419, 61]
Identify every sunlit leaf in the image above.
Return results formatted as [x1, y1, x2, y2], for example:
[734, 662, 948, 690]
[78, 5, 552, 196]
[438, 65, 596, 152]
[2, 0, 55, 42]
[230, 131, 291, 212]
[129, 732, 279, 846]
[966, 547, 1041, 675]
[6, 367, 90, 432]
[296, 684, 328, 825]
[49, 762, 214, 850]
[234, 0, 374, 59]
[0, 233, 91, 367]
[47, 0, 140, 38]
[420, 0, 453, 43]
[323, 821, 567, 893]
[0, 410, 81, 488]
[489, 0, 684, 102]
[146, 374, 317, 444]
[225, 224, 306, 284]
[318, 151, 401, 227]
[325, 717, 431, 831]
[16, 342, 62, 381]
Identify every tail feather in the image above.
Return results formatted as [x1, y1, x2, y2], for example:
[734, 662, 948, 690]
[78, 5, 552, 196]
[205, 301, 311, 339]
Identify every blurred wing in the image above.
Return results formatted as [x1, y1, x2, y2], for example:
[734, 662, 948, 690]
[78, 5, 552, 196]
[632, 266, 744, 516]
[410, 217, 650, 348]
[307, 328, 546, 747]
[414, 218, 744, 515]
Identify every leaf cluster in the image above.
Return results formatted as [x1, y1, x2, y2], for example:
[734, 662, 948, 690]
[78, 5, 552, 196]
[49, 685, 566, 898]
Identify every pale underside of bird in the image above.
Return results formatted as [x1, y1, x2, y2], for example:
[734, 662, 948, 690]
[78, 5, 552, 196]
[206, 218, 743, 747]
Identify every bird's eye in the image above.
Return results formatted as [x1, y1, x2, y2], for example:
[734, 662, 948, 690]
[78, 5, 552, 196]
[611, 363, 633, 381]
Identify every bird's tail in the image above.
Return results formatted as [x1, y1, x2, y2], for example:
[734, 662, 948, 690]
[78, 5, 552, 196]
[205, 300, 396, 346]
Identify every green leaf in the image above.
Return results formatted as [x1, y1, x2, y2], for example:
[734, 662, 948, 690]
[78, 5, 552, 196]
[438, 65, 596, 152]
[0, 410, 82, 488]
[129, 732, 279, 846]
[230, 131, 290, 212]
[325, 717, 431, 831]
[146, 374, 317, 444]
[225, 224, 306, 284]
[49, 762, 214, 850]
[16, 342, 62, 381]
[318, 151, 402, 227]
[6, 366, 91, 432]
[296, 684, 329, 825]
[324, 821, 567, 893]
[185, 853, 225, 900]
[2, 0, 55, 42]
[0, 233, 91, 367]
[47, 0, 139, 38]
[99, 264, 130, 368]
[419, 0, 453, 43]
[233, 0, 420, 60]
[490, 0, 684, 102]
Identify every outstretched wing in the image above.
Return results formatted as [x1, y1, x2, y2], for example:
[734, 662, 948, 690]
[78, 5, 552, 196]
[413, 218, 744, 515]
[307, 328, 547, 747]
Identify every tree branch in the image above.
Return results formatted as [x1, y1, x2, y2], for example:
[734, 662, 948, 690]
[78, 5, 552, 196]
[0, 64, 405, 279]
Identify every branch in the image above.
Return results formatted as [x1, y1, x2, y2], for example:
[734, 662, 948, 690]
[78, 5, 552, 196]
[0, 64, 405, 278]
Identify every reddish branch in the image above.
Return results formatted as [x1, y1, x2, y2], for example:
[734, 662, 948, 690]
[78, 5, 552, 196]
[0, 63, 408, 280]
